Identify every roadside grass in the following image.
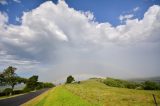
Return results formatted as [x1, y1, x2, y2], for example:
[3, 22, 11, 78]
[22, 79, 160, 106]
[65, 79, 160, 106]
[0, 93, 26, 100]
[21, 86, 94, 106]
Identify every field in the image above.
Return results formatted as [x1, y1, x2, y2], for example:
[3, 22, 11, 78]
[22, 79, 160, 106]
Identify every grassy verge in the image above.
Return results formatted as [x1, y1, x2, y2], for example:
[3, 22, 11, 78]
[21, 86, 93, 106]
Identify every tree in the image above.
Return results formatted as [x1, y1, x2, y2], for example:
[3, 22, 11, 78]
[43, 82, 55, 88]
[66, 75, 75, 84]
[0, 72, 5, 86]
[24, 75, 39, 91]
[2, 66, 20, 93]
[1, 66, 26, 94]
[36, 82, 55, 90]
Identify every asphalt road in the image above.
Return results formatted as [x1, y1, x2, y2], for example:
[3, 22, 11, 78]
[0, 88, 49, 106]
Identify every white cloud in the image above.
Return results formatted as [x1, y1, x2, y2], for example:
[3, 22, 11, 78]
[0, 0, 7, 5]
[133, 7, 140, 12]
[119, 14, 134, 22]
[0, 1, 160, 80]
[15, 16, 20, 22]
[1, 1, 159, 48]
[13, 0, 21, 3]
[0, 12, 8, 25]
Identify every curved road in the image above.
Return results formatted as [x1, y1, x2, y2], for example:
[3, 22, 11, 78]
[0, 88, 49, 106]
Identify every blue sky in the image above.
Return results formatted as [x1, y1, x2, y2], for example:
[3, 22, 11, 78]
[0, 0, 160, 25]
[0, 0, 160, 82]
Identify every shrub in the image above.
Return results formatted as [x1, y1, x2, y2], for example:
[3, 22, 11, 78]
[12, 90, 23, 95]
[103, 78, 126, 88]
[43, 82, 55, 88]
[36, 82, 44, 90]
[36, 82, 55, 90]
[142, 81, 160, 90]
[103, 78, 141, 89]
[23, 87, 31, 93]
[0, 92, 6, 96]
[3, 88, 12, 96]
[126, 82, 141, 89]
[77, 81, 81, 84]
[66, 75, 75, 84]
[103, 78, 160, 90]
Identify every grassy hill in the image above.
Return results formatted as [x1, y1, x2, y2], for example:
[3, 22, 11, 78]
[22, 79, 160, 106]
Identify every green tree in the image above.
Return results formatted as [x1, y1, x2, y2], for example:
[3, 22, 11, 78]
[25, 75, 39, 91]
[2, 66, 22, 93]
[66, 75, 75, 84]
[43, 82, 55, 88]
[0, 72, 5, 86]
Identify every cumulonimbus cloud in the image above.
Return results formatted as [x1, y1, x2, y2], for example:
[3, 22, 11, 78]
[0, 1, 160, 81]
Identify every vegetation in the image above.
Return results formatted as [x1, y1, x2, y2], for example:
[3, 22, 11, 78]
[22, 79, 160, 106]
[24, 75, 39, 92]
[0, 66, 27, 95]
[66, 75, 75, 84]
[36, 82, 55, 90]
[103, 77, 141, 89]
[103, 77, 160, 90]
[0, 66, 55, 97]
[143, 81, 160, 90]
[22, 86, 93, 106]
[24, 75, 55, 92]
[3, 88, 13, 96]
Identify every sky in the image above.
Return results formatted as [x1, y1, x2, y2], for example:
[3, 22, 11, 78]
[0, 0, 160, 82]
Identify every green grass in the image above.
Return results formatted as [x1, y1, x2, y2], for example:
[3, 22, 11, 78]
[65, 79, 160, 106]
[22, 86, 93, 106]
[22, 79, 160, 106]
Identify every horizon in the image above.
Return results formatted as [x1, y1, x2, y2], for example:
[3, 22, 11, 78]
[0, 0, 160, 82]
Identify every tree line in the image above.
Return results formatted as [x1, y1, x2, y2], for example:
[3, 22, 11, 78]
[0, 66, 55, 96]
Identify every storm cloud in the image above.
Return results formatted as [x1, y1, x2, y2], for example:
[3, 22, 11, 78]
[0, 1, 160, 82]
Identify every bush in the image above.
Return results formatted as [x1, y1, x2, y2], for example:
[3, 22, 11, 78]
[36, 82, 55, 90]
[103, 78, 126, 88]
[0, 92, 6, 96]
[126, 82, 141, 89]
[66, 75, 75, 84]
[43, 82, 55, 88]
[12, 90, 23, 95]
[103, 78, 140, 89]
[35, 82, 44, 90]
[23, 87, 31, 93]
[3, 88, 12, 96]
[142, 81, 160, 90]
[103, 78, 160, 90]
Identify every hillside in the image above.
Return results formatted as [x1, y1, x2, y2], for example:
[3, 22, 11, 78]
[22, 79, 160, 106]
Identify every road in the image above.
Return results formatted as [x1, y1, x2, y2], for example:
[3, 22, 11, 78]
[0, 88, 49, 106]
